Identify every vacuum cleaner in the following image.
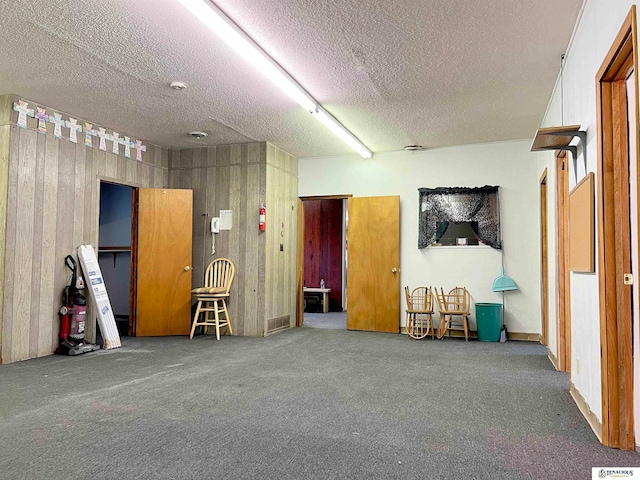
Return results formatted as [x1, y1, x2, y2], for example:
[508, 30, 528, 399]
[56, 255, 100, 356]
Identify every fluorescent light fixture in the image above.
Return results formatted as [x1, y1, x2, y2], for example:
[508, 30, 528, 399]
[311, 109, 372, 158]
[178, 0, 373, 159]
[177, 0, 315, 111]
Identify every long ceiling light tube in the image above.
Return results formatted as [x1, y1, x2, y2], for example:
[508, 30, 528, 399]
[311, 108, 372, 158]
[177, 0, 316, 111]
[177, 0, 373, 158]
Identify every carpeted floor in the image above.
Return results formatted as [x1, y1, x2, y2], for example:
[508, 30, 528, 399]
[0, 327, 638, 479]
[304, 311, 347, 329]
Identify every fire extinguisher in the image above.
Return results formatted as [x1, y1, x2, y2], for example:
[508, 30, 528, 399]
[259, 204, 266, 231]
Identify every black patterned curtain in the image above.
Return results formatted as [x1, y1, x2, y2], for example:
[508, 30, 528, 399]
[418, 186, 501, 249]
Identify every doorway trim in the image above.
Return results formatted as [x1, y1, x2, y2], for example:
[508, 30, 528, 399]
[555, 152, 571, 372]
[297, 194, 352, 326]
[596, 5, 637, 450]
[540, 169, 549, 346]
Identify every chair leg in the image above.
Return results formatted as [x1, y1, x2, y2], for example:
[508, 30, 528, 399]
[213, 299, 221, 340]
[190, 300, 202, 339]
[222, 299, 232, 335]
[429, 313, 434, 339]
[463, 315, 469, 342]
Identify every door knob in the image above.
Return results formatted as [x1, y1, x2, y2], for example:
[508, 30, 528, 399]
[391, 268, 398, 273]
[184, 266, 191, 272]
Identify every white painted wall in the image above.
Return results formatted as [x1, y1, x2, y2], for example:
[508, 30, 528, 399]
[299, 141, 543, 334]
[539, 0, 638, 424]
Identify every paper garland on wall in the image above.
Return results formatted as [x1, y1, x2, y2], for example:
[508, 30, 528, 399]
[36, 108, 48, 134]
[66, 118, 82, 143]
[13, 100, 34, 128]
[11, 99, 146, 161]
[84, 123, 97, 147]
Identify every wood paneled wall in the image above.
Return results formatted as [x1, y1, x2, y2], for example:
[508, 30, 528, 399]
[303, 199, 343, 311]
[169, 142, 298, 337]
[168, 143, 267, 337]
[0, 94, 298, 362]
[0, 95, 168, 364]
[264, 143, 298, 334]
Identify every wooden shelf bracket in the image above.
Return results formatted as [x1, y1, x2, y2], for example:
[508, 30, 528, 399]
[530, 125, 586, 182]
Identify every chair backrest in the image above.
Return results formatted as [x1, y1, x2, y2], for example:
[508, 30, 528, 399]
[204, 258, 235, 294]
[435, 287, 469, 313]
[405, 286, 434, 313]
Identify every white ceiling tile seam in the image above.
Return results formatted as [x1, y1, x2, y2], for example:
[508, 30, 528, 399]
[176, 0, 373, 158]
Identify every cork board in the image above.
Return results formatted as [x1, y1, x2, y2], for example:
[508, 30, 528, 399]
[569, 172, 595, 272]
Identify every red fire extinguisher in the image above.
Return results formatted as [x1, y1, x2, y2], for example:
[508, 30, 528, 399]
[259, 204, 266, 231]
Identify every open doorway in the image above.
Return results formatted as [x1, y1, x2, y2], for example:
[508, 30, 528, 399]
[300, 196, 349, 329]
[98, 182, 135, 337]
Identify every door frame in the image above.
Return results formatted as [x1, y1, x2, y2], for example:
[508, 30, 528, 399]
[97, 178, 139, 336]
[540, 169, 548, 346]
[596, 6, 637, 450]
[296, 194, 352, 326]
[555, 152, 571, 372]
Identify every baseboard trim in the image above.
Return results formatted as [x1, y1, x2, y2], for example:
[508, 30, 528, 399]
[507, 332, 541, 342]
[400, 326, 540, 342]
[570, 382, 603, 442]
[546, 347, 559, 370]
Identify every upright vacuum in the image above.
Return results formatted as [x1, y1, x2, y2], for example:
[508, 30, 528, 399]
[56, 255, 100, 356]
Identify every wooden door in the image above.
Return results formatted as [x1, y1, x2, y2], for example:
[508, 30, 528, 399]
[347, 196, 400, 332]
[136, 189, 193, 336]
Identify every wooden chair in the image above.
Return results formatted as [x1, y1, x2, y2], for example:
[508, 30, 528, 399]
[435, 287, 471, 341]
[190, 258, 235, 340]
[405, 286, 435, 339]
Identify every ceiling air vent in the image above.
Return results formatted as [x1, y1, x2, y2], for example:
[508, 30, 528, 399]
[189, 131, 208, 139]
[403, 144, 424, 151]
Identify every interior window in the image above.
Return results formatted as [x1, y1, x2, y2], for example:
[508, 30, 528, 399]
[435, 221, 480, 246]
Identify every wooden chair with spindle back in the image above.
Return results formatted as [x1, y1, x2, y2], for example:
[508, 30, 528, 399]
[405, 286, 435, 339]
[190, 258, 235, 340]
[435, 287, 471, 341]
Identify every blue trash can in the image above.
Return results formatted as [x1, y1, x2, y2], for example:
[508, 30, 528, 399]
[475, 303, 502, 342]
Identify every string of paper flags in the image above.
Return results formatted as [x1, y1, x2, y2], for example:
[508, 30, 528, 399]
[13, 99, 147, 161]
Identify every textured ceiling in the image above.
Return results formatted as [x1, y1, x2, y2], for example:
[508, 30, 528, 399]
[0, 0, 582, 158]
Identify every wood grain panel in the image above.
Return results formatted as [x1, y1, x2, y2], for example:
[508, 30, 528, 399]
[347, 196, 400, 333]
[0, 124, 11, 361]
[244, 163, 262, 336]
[29, 134, 46, 358]
[38, 136, 59, 357]
[136, 189, 192, 336]
[12, 128, 37, 361]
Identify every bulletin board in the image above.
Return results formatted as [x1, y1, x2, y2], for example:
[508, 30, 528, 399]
[569, 172, 595, 272]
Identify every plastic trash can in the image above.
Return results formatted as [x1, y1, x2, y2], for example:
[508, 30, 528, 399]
[475, 303, 502, 342]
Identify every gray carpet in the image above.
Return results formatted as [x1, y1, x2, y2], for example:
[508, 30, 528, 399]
[304, 311, 347, 329]
[1, 327, 638, 480]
